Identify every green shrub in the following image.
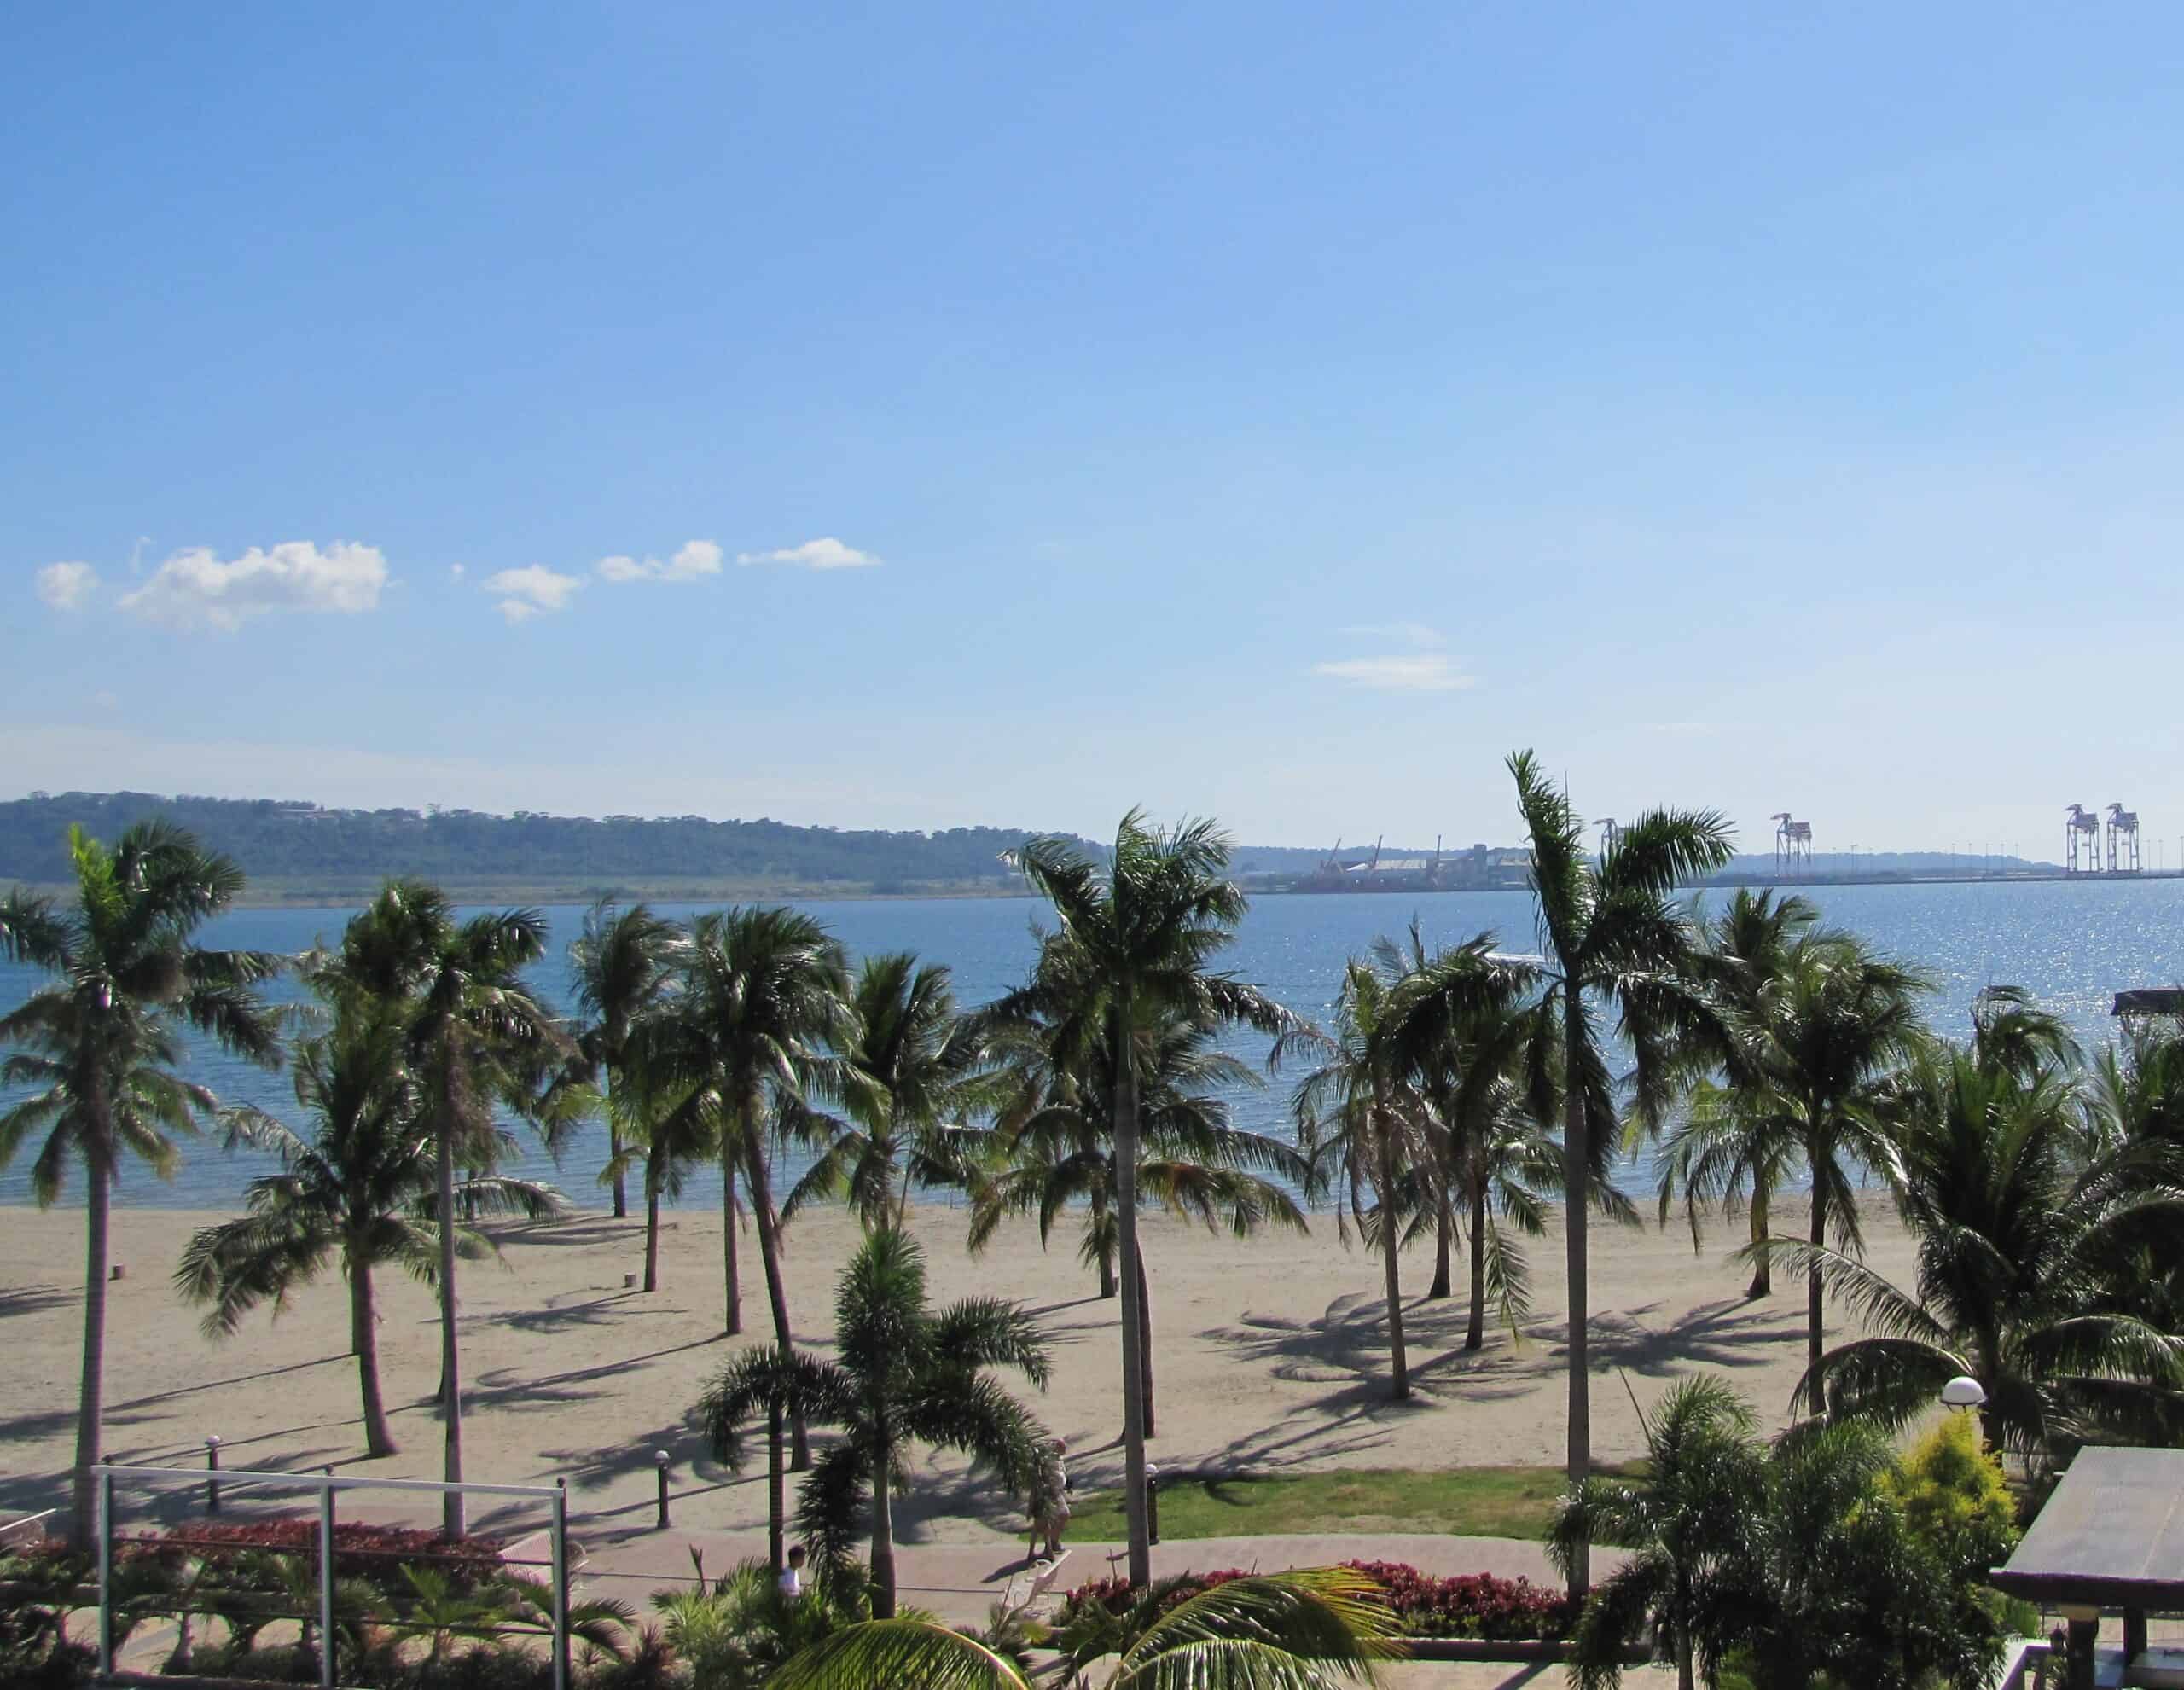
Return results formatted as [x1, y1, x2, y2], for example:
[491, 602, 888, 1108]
[1882, 1414, 2016, 1553]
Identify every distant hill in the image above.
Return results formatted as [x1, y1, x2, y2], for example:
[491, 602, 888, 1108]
[0, 791, 1083, 903]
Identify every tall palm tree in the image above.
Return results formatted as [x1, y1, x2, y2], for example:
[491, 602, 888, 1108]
[787, 953, 996, 1230]
[698, 1228, 1051, 1620]
[996, 812, 1295, 1587]
[1781, 1048, 2184, 1463]
[607, 1045, 712, 1294]
[1750, 934, 1929, 1370]
[310, 880, 571, 1536]
[0, 822, 283, 1549]
[1507, 749, 1734, 1593]
[968, 1005, 1310, 1433]
[1655, 889, 1821, 1298]
[175, 1009, 565, 1457]
[650, 906, 863, 1466]
[767, 1565, 1400, 1690]
[566, 898, 684, 1222]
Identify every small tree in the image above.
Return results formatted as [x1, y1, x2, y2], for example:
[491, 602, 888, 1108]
[698, 1228, 1052, 1620]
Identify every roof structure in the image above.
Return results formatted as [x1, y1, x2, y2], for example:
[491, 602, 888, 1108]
[2116, 989, 2184, 1018]
[1989, 1447, 2184, 1610]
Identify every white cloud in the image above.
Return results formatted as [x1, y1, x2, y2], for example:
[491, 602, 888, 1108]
[1339, 621, 1443, 649]
[118, 541, 388, 630]
[36, 560, 100, 611]
[449, 564, 466, 579]
[736, 537, 881, 570]
[597, 539, 724, 583]
[1311, 654, 1479, 694]
[485, 565, 582, 623]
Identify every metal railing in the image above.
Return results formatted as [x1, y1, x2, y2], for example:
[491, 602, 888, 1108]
[90, 1463, 572, 1690]
[1, 1508, 57, 1543]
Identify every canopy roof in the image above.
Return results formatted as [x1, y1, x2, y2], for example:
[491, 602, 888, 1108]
[1990, 1448, 2184, 1609]
[2115, 990, 2184, 1017]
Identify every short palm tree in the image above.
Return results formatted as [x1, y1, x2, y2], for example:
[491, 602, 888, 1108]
[175, 1008, 564, 1457]
[1507, 749, 1735, 1592]
[995, 813, 1295, 1586]
[309, 880, 571, 1536]
[787, 952, 996, 1229]
[648, 906, 863, 1466]
[767, 1565, 1400, 1689]
[1782, 1048, 2184, 1463]
[566, 897, 684, 1221]
[969, 1003, 1310, 1432]
[0, 821, 283, 1548]
[1550, 1377, 1765, 1690]
[698, 1228, 1052, 1620]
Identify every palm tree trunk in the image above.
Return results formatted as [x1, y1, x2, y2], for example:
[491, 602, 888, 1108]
[1095, 1191, 1118, 1298]
[870, 1447, 898, 1619]
[1378, 1110, 1409, 1401]
[643, 1154, 662, 1293]
[1675, 1571, 1696, 1690]
[436, 1080, 466, 1541]
[1429, 1187, 1455, 1299]
[766, 1402, 785, 1573]
[1135, 1240, 1155, 1437]
[1467, 1180, 1488, 1351]
[69, 1159, 112, 1553]
[1112, 1011, 1153, 1588]
[742, 1120, 808, 1468]
[606, 1070, 627, 1220]
[720, 1143, 741, 1334]
[1807, 1169, 1826, 1373]
[351, 1254, 397, 1457]
[1561, 979, 1590, 1596]
[1746, 1177, 1772, 1299]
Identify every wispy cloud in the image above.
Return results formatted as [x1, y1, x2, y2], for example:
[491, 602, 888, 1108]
[36, 560, 100, 612]
[485, 565, 582, 623]
[118, 541, 388, 630]
[1339, 621, 1444, 649]
[736, 537, 881, 570]
[1311, 653, 1478, 694]
[598, 539, 723, 584]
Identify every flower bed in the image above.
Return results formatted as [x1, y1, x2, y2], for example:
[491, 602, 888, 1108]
[1058, 1559, 1576, 1641]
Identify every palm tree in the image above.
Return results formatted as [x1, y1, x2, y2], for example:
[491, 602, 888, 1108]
[174, 1009, 565, 1457]
[1550, 1377, 1764, 1690]
[1655, 889, 1820, 1298]
[698, 1228, 1051, 1620]
[0, 821, 283, 1549]
[309, 880, 571, 1536]
[566, 897, 683, 1222]
[1507, 749, 1734, 1593]
[996, 812, 1295, 1587]
[1969, 984, 2082, 1083]
[1751, 934, 1928, 1370]
[1782, 1048, 2184, 1463]
[652, 906, 863, 1465]
[969, 1004, 1310, 1432]
[607, 1046, 713, 1294]
[787, 953, 996, 1230]
[766, 1565, 1400, 1689]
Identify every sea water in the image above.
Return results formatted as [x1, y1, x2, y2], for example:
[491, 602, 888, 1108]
[3, 877, 2179, 1211]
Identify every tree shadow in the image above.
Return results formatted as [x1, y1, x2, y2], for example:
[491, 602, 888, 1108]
[0, 1285, 73, 1320]
[1562, 1298, 1797, 1378]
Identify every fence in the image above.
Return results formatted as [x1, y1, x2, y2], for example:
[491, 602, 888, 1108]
[88, 1462, 573, 1690]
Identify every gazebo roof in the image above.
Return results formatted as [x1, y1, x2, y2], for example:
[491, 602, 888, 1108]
[2114, 990, 2184, 1018]
[1990, 1448, 2184, 1609]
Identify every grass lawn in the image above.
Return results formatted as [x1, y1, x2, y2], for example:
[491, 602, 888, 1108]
[1063, 1464, 1641, 1543]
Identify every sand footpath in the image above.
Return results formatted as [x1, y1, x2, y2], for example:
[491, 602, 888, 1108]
[0, 1194, 1918, 1548]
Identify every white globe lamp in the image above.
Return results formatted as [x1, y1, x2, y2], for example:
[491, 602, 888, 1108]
[1941, 1375, 1987, 1410]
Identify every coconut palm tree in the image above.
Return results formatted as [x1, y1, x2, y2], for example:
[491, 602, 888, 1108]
[968, 1004, 1310, 1432]
[307, 880, 572, 1536]
[995, 813, 1295, 1587]
[767, 1565, 1400, 1690]
[1506, 749, 1735, 1593]
[174, 1008, 566, 1457]
[1968, 984, 2082, 1083]
[1781, 1048, 2184, 1464]
[698, 1228, 1051, 1619]
[1550, 1377, 1764, 1690]
[0, 821, 283, 1549]
[1654, 889, 1821, 1298]
[566, 898, 684, 1222]
[606, 1044, 713, 1294]
[787, 953, 997, 1230]
[648, 906, 863, 1466]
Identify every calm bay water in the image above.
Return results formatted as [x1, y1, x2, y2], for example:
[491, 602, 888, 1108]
[3, 878, 2180, 1211]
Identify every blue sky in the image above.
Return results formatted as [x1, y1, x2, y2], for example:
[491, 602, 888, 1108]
[6, 3, 2183, 857]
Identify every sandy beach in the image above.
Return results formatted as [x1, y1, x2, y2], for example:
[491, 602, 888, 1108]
[0, 1195, 1918, 1550]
